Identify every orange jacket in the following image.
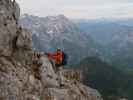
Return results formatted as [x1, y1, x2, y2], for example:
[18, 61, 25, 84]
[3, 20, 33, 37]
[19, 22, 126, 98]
[48, 51, 63, 65]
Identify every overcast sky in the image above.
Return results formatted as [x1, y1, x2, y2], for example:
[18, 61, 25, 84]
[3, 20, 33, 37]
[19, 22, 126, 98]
[16, 0, 133, 19]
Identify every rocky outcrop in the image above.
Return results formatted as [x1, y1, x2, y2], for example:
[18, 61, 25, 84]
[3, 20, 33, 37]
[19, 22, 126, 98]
[0, 0, 103, 100]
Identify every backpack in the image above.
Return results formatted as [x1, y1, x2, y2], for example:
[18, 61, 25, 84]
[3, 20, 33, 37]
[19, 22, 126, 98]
[62, 52, 68, 66]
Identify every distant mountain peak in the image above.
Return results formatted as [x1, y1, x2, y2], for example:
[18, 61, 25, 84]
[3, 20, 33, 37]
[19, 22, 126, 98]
[20, 14, 77, 36]
[45, 14, 67, 20]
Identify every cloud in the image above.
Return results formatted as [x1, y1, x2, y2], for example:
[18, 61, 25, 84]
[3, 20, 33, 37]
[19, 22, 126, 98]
[62, 3, 133, 19]
[16, 0, 133, 19]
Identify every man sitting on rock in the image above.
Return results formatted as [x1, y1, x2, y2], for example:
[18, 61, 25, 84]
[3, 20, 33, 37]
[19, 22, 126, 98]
[46, 49, 69, 87]
[47, 48, 64, 71]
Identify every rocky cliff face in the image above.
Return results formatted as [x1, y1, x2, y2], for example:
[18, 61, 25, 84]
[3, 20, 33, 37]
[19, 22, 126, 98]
[0, 0, 103, 100]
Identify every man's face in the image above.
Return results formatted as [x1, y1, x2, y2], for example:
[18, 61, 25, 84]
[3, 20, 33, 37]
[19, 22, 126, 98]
[57, 49, 61, 53]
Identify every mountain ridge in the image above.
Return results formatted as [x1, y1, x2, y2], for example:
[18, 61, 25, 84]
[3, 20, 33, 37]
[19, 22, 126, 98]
[77, 56, 133, 100]
[76, 19, 133, 74]
[20, 14, 101, 65]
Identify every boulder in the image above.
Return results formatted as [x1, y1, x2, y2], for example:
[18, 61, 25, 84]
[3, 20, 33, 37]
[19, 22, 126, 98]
[0, 0, 20, 56]
[16, 28, 32, 50]
[39, 55, 59, 88]
[12, 0, 20, 21]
